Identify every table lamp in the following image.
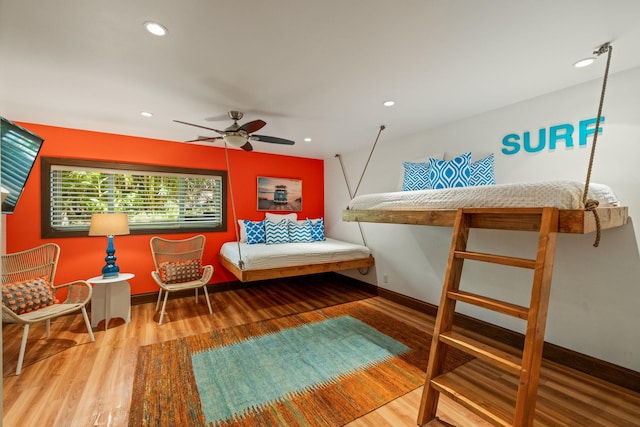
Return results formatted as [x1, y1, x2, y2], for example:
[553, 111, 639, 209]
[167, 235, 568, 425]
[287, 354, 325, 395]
[89, 213, 130, 278]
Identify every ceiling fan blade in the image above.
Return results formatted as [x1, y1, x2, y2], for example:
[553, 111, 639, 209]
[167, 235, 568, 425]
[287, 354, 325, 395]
[238, 119, 266, 134]
[185, 136, 222, 143]
[241, 141, 254, 152]
[251, 134, 295, 145]
[174, 120, 224, 134]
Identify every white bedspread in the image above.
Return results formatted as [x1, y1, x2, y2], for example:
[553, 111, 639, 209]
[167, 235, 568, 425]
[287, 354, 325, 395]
[347, 180, 620, 211]
[220, 238, 371, 270]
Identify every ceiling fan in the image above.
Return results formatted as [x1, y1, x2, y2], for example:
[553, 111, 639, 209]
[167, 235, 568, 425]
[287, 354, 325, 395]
[174, 111, 295, 152]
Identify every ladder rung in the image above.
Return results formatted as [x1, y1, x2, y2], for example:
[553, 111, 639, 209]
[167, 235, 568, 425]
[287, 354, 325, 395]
[439, 331, 522, 375]
[447, 290, 529, 319]
[430, 372, 513, 427]
[454, 250, 536, 269]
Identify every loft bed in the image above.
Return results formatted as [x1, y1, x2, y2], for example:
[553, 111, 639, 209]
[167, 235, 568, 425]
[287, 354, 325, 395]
[219, 238, 375, 282]
[342, 180, 628, 234]
[341, 179, 629, 426]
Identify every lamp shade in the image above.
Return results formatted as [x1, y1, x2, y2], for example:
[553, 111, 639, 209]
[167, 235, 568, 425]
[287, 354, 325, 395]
[89, 213, 130, 236]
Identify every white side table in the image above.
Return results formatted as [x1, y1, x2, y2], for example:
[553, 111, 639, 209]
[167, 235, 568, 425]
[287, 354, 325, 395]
[87, 273, 134, 330]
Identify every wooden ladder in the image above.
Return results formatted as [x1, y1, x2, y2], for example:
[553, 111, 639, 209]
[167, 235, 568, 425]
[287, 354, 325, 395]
[417, 207, 559, 427]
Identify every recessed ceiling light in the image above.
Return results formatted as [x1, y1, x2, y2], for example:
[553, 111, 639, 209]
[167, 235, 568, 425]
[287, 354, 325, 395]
[304, 137, 312, 143]
[140, 111, 153, 117]
[144, 21, 168, 37]
[383, 100, 395, 107]
[573, 57, 596, 68]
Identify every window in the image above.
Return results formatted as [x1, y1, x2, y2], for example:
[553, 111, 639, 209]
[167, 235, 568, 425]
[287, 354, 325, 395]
[41, 157, 227, 237]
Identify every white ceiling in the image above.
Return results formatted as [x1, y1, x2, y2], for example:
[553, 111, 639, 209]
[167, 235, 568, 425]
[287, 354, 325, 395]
[1, 0, 640, 159]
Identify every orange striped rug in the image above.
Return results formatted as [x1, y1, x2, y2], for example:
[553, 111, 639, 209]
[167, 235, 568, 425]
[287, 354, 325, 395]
[129, 300, 472, 426]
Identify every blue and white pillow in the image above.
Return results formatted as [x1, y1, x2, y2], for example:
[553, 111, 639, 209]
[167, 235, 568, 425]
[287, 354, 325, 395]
[469, 153, 496, 186]
[402, 162, 431, 191]
[308, 217, 325, 241]
[264, 219, 290, 244]
[289, 220, 313, 243]
[428, 152, 471, 189]
[243, 219, 266, 244]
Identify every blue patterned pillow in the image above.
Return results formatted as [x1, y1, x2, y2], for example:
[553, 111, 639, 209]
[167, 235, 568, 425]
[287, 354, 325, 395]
[428, 152, 471, 189]
[289, 220, 313, 243]
[243, 220, 266, 244]
[264, 219, 290, 244]
[470, 153, 496, 186]
[308, 218, 325, 241]
[401, 162, 431, 191]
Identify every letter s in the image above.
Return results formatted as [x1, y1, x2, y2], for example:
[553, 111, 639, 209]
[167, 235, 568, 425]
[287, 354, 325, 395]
[501, 134, 520, 155]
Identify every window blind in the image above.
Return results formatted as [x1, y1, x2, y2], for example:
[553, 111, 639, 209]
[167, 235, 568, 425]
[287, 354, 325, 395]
[47, 164, 224, 232]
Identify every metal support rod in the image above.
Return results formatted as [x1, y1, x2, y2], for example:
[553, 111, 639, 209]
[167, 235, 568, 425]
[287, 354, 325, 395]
[353, 125, 386, 198]
[335, 153, 367, 247]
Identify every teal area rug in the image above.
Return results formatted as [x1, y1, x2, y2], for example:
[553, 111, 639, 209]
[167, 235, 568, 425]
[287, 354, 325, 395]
[129, 301, 474, 426]
[191, 316, 410, 423]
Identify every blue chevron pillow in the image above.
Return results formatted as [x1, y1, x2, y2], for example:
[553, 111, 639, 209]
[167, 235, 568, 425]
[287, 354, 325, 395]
[401, 161, 432, 191]
[469, 153, 496, 186]
[428, 152, 471, 189]
[308, 217, 325, 241]
[244, 220, 266, 244]
[289, 220, 313, 243]
[264, 219, 290, 244]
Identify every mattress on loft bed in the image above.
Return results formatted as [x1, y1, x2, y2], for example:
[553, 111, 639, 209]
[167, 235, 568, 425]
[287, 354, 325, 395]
[347, 180, 620, 211]
[219, 238, 371, 270]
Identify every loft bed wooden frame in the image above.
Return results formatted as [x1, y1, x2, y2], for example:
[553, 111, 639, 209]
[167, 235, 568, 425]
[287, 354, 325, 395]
[342, 202, 628, 426]
[342, 206, 628, 233]
[219, 252, 375, 282]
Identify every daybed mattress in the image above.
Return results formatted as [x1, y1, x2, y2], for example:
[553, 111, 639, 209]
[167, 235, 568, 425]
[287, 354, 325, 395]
[219, 238, 371, 270]
[347, 180, 620, 211]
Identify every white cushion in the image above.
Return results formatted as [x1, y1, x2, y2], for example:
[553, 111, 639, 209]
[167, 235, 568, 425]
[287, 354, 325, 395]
[237, 219, 247, 242]
[265, 212, 298, 224]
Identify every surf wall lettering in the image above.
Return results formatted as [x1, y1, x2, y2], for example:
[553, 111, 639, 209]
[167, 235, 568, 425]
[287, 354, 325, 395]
[501, 116, 604, 155]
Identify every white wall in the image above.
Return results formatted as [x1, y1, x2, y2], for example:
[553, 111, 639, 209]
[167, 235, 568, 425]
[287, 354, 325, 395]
[324, 66, 640, 372]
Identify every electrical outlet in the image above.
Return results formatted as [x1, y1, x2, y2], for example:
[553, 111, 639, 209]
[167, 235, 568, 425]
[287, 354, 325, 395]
[383, 274, 388, 284]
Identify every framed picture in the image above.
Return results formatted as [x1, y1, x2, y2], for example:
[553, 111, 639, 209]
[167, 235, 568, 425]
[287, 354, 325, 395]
[257, 176, 302, 212]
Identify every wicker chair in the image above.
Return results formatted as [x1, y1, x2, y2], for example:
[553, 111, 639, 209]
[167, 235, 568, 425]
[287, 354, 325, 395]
[1, 243, 95, 375]
[149, 235, 213, 325]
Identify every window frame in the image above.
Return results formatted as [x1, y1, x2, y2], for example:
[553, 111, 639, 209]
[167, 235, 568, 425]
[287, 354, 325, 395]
[40, 157, 228, 238]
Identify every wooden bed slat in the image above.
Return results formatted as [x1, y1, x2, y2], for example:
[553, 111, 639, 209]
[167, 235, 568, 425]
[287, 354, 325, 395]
[218, 253, 375, 282]
[342, 206, 628, 234]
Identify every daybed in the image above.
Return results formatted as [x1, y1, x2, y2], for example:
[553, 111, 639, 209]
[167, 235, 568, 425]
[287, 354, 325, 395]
[218, 213, 374, 282]
[219, 238, 373, 282]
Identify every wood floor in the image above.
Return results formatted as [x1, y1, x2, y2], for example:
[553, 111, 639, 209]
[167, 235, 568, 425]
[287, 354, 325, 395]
[3, 273, 640, 427]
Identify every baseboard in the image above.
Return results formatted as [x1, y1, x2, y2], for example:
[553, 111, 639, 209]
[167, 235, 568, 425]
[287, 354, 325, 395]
[378, 287, 640, 393]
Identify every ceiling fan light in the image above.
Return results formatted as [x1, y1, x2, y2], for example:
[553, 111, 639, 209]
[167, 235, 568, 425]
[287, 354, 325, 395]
[223, 134, 247, 147]
[573, 57, 596, 68]
[144, 21, 168, 37]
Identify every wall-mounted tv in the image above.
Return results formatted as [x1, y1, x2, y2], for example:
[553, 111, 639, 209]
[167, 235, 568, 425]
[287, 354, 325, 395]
[1, 116, 44, 214]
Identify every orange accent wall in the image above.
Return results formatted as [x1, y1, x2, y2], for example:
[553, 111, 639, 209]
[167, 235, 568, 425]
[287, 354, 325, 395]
[6, 123, 324, 295]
